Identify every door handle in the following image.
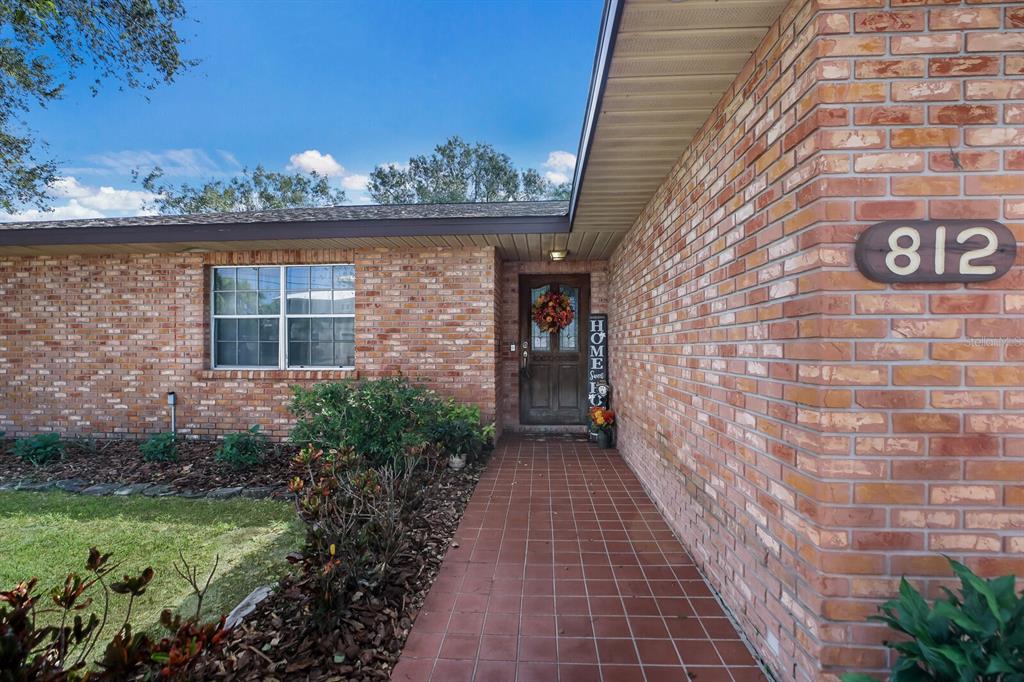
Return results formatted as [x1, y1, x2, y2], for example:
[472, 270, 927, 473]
[520, 341, 530, 378]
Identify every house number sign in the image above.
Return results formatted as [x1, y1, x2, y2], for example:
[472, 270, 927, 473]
[855, 220, 1016, 284]
[588, 314, 608, 408]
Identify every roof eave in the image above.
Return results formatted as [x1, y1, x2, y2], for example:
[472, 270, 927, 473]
[567, 0, 624, 229]
[0, 213, 570, 248]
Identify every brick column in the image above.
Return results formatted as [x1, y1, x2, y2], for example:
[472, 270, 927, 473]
[797, 2, 1023, 678]
[608, 0, 1023, 679]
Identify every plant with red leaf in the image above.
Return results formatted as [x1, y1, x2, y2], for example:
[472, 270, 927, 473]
[289, 444, 435, 623]
[0, 547, 228, 681]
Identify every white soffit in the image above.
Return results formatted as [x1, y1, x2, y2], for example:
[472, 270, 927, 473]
[569, 0, 788, 254]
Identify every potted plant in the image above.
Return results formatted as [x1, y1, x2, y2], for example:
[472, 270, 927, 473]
[435, 418, 483, 470]
[590, 406, 615, 448]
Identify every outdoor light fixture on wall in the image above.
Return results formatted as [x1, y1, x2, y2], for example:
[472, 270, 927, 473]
[549, 250, 567, 261]
[167, 392, 177, 435]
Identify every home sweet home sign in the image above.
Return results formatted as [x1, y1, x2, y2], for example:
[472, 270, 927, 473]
[587, 314, 608, 408]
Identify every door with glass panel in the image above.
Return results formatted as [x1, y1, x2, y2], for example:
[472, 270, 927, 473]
[518, 274, 589, 425]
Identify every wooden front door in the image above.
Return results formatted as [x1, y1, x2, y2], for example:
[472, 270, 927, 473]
[518, 274, 590, 425]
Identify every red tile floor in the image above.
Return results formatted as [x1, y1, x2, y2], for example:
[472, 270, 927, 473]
[392, 435, 768, 682]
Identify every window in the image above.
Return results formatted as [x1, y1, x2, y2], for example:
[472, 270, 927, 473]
[212, 264, 355, 369]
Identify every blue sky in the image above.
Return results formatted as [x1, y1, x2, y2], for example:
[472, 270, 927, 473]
[17, 0, 602, 220]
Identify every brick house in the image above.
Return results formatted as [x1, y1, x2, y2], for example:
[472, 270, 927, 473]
[1, 0, 1022, 679]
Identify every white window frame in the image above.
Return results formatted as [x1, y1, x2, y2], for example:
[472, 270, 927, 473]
[210, 264, 355, 370]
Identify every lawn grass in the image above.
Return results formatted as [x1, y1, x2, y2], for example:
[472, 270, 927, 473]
[0, 491, 303, 637]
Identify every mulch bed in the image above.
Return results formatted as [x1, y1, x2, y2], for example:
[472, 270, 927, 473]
[182, 455, 487, 681]
[0, 439, 295, 493]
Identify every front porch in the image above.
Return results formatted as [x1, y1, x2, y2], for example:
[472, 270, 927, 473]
[393, 435, 767, 682]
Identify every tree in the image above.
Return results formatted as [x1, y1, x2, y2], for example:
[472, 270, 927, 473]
[367, 136, 569, 204]
[366, 164, 416, 205]
[521, 169, 571, 201]
[0, 0, 194, 213]
[139, 166, 347, 214]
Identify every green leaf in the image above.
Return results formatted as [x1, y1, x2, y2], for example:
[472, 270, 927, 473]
[951, 559, 1001, 621]
[934, 601, 982, 636]
[984, 655, 1016, 675]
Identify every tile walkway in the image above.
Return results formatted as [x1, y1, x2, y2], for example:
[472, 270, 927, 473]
[392, 435, 767, 682]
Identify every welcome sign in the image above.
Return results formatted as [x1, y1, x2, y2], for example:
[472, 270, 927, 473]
[588, 314, 608, 407]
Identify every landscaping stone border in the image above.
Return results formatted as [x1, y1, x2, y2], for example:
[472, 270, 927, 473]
[0, 478, 288, 500]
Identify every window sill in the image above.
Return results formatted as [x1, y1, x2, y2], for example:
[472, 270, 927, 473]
[195, 368, 359, 381]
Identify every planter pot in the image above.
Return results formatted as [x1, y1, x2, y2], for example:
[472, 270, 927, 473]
[596, 430, 613, 449]
[448, 453, 467, 470]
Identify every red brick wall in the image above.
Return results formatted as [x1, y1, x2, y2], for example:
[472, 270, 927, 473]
[0, 247, 500, 440]
[496, 260, 608, 431]
[607, 1, 1023, 679]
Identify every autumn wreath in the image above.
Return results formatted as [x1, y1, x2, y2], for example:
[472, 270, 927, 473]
[531, 291, 575, 334]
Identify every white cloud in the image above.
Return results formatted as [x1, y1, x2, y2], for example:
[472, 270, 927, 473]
[542, 150, 576, 186]
[48, 176, 92, 199]
[9, 176, 158, 222]
[12, 201, 106, 222]
[48, 177, 155, 212]
[544, 150, 576, 173]
[217, 149, 241, 167]
[66, 148, 236, 178]
[288, 149, 345, 177]
[341, 174, 369, 191]
[286, 149, 373, 201]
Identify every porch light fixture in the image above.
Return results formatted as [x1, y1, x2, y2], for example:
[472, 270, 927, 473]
[549, 250, 567, 261]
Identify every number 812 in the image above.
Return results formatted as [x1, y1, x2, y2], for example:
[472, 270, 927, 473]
[856, 220, 1016, 284]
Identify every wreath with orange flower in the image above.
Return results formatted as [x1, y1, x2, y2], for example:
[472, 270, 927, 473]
[531, 291, 575, 334]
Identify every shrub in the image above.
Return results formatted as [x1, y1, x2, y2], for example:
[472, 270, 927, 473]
[288, 445, 433, 620]
[433, 414, 484, 458]
[141, 431, 178, 462]
[431, 398, 494, 460]
[843, 558, 1024, 682]
[12, 433, 65, 466]
[289, 377, 446, 470]
[290, 378, 496, 470]
[0, 547, 226, 680]
[215, 425, 269, 469]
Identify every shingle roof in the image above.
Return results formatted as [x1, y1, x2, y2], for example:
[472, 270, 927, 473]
[0, 201, 569, 232]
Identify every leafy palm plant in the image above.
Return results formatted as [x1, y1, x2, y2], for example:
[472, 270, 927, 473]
[844, 558, 1024, 682]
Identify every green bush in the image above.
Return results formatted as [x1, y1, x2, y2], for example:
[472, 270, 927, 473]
[290, 378, 495, 470]
[432, 399, 494, 458]
[12, 433, 65, 465]
[433, 411, 484, 458]
[290, 377, 444, 470]
[140, 432, 178, 462]
[843, 558, 1024, 682]
[215, 425, 269, 469]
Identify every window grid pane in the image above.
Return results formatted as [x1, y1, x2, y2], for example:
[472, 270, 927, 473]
[213, 265, 354, 369]
[531, 285, 551, 351]
[558, 286, 579, 351]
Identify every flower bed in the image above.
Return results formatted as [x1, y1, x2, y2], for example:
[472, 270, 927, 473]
[0, 438, 293, 494]
[182, 452, 485, 679]
[1, 378, 492, 679]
